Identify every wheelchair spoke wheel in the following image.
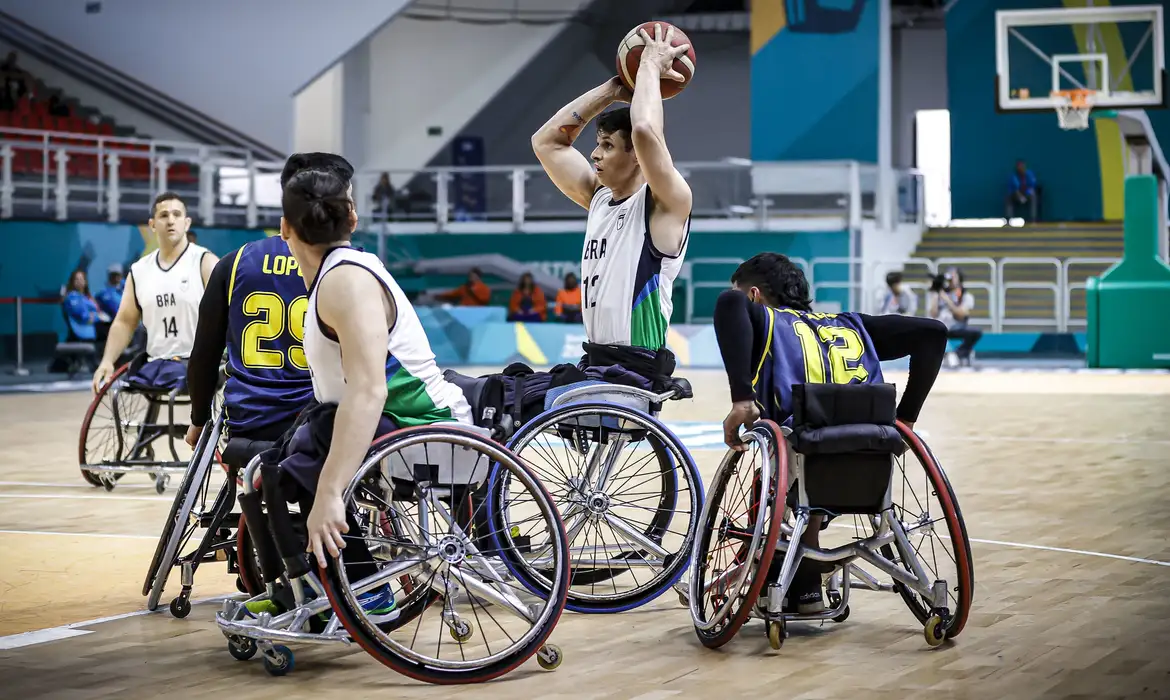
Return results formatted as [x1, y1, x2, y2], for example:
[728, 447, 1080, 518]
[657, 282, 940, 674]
[690, 420, 786, 648]
[877, 422, 975, 639]
[78, 363, 137, 486]
[498, 402, 703, 613]
[323, 425, 570, 685]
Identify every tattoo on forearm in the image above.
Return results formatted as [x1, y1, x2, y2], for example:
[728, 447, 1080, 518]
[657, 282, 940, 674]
[571, 111, 585, 124]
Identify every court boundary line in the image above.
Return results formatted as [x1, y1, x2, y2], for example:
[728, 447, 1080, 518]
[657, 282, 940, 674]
[0, 595, 229, 650]
[0, 493, 170, 503]
[0, 528, 158, 540]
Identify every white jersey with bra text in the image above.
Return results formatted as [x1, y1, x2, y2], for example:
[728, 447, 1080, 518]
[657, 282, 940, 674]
[302, 246, 472, 427]
[131, 243, 209, 360]
[581, 184, 689, 350]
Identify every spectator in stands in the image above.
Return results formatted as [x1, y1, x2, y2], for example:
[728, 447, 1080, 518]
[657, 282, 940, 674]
[94, 264, 123, 320]
[555, 272, 583, 323]
[508, 272, 547, 323]
[0, 51, 30, 104]
[372, 172, 395, 219]
[876, 271, 917, 316]
[62, 269, 99, 342]
[1006, 159, 1039, 222]
[434, 267, 491, 307]
[928, 266, 982, 367]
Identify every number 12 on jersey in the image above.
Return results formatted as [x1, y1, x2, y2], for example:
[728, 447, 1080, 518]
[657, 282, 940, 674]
[582, 274, 599, 309]
[791, 320, 870, 384]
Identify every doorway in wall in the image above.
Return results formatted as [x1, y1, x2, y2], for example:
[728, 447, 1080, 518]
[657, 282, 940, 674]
[914, 109, 951, 226]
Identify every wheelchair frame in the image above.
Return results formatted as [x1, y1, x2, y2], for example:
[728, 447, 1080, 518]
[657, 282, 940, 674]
[79, 357, 195, 494]
[690, 418, 974, 650]
[143, 411, 263, 617]
[493, 380, 704, 613]
[216, 424, 572, 684]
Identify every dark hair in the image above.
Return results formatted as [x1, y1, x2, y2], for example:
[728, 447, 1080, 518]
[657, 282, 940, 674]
[518, 272, 534, 291]
[730, 252, 813, 311]
[151, 191, 186, 216]
[886, 271, 903, 286]
[282, 168, 353, 245]
[280, 152, 354, 189]
[67, 268, 89, 295]
[596, 108, 633, 150]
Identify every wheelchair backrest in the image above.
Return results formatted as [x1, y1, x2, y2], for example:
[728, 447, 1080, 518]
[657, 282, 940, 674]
[383, 425, 494, 488]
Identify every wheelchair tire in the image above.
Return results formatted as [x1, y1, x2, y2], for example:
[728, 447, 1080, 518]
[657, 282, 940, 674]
[496, 401, 703, 613]
[882, 421, 975, 639]
[689, 420, 787, 648]
[78, 362, 133, 487]
[322, 424, 570, 685]
[233, 515, 264, 596]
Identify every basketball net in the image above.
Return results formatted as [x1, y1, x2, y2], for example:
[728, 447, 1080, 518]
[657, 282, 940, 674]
[1052, 89, 1096, 130]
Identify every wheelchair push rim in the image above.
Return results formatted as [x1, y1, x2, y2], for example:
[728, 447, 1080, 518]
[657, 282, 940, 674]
[690, 420, 787, 648]
[322, 424, 571, 684]
[497, 401, 704, 613]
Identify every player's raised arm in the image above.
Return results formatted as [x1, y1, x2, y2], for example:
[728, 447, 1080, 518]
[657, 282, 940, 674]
[630, 23, 693, 256]
[532, 78, 630, 209]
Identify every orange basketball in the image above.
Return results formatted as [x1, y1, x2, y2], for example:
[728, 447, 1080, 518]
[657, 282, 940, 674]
[616, 21, 697, 100]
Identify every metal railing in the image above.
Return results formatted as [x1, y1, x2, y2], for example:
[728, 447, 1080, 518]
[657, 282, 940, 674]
[1, 126, 925, 231]
[680, 255, 1121, 332]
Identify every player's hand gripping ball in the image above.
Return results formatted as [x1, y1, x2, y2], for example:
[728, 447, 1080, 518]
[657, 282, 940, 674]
[616, 21, 697, 99]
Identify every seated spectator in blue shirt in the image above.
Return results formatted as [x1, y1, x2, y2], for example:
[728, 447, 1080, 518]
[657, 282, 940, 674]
[94, 264, 123, 321]
[1005, 159, 1039, 222]
[63, 269, 99, 342]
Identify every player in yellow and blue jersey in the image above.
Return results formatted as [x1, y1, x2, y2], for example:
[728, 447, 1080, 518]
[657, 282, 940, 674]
[713, 252, 948, 614]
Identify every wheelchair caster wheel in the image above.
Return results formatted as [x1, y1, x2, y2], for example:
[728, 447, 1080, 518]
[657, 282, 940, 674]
[832, 605, 850, 623]
[449, 618, 474, 643]
[102, 478, 116, 492]
[235, 576, 249, 594]
[227, 636, 257, 661]
[924, 614, 947, 647]
[155, 475, 169, 495]
[169, 596, 191, 618]
[263, 645, 294, 676]
[536, 643, 563, 670]
[767, 620, 785, 650]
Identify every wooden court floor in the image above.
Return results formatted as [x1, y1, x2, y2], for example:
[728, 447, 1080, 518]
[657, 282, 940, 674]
[1, 368, 1169, 699]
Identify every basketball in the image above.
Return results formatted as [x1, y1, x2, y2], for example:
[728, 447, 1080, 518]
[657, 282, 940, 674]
[616, 21, 697, 100]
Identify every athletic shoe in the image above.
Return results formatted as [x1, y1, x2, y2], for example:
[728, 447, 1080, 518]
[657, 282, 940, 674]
[358, 584, 399, 622]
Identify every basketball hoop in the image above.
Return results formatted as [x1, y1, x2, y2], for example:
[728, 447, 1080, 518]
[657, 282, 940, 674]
[1051, 89, 1096, 130]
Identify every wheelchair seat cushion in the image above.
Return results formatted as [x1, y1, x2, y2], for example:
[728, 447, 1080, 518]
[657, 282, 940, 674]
[221, 437, 277, 469]
[791, 423, 905, 456]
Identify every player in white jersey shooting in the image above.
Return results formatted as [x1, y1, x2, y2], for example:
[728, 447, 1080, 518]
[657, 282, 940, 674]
[92, 192, 218, 392]
[532, 24, 692, 356]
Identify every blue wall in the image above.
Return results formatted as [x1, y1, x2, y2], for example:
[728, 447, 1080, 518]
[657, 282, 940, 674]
[948, 0, 1170, 222]
[0, 222, 851, 344]
[751, 0, 879, 162]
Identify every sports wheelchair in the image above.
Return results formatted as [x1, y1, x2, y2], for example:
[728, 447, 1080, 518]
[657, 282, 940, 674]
[461, 374, 705, 614]
[142, 405, 273, 617]
[79, 353, 198, 494]
[689, 382, 974, 650]
[214, 396, 572, 684]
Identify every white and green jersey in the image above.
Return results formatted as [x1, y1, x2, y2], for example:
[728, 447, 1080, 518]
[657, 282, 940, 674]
[581, 184, 689, 350]
[303, 246, 471, 427]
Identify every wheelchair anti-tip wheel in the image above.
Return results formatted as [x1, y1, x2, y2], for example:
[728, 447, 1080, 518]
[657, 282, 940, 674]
[494, 401, 704, 614]
[321, 424, 572, 685]
[689, 419, 787, 648]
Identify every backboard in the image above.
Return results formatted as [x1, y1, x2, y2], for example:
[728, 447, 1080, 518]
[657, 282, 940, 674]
[996, 4, 1165, 113]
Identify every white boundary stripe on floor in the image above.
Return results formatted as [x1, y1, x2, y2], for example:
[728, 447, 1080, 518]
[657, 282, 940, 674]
[0, 481, 157, 490]
[967, 538, 1170, 567]
[0, 596, 230, 650]
[0, 493, 168, 502]
[0, 528, 157, 540]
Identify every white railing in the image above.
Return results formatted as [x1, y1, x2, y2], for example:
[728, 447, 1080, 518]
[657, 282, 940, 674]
[0, 126, 925, 231]
[680, 255, 1120, 332]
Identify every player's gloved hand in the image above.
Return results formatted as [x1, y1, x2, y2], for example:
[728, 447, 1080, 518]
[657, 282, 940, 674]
[306, 490, 349, 570]
[92, 361, 114, 393]
[637, 23, 692, 83]
[722, 400, 761, 452]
